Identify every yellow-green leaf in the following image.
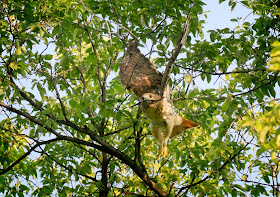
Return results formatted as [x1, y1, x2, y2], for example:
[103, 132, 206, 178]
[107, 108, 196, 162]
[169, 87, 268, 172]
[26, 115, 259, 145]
[268, 63, 280, 71]
[184, 74, 192, 84]
[15, 47, 22, 55]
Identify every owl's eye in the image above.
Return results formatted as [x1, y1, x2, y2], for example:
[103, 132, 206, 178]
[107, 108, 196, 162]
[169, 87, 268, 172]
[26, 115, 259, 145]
[149, 95, 152, 98]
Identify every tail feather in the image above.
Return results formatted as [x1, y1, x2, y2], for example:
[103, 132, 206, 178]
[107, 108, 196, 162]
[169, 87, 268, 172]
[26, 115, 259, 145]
[170, 117, 199, 138]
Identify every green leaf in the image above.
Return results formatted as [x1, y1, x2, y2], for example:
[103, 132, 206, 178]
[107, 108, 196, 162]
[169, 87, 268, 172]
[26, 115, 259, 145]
[222, 98, 231, 112]
[230, 2, 237, 11]
[69, 100, 77, 108]
[1, 1, 279, 196]
[184, 74, 192, 84]
[72, 28, 79, 41]
[3, 140, 9, 151]
[209, 31, 216, 42]
[37, 83, 46, 98]
[267, 85, 276, 97]
[263, 175, 270, 184]
[44, 54, 53, 60]
[231, 189, 237, 197]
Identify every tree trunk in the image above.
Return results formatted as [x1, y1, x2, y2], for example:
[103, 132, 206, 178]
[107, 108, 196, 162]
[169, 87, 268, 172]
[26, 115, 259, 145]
[99, 152, 109, 197]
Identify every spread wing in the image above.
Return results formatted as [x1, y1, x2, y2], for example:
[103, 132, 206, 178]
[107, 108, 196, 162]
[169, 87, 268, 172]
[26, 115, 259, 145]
[119, 40, 163, 97]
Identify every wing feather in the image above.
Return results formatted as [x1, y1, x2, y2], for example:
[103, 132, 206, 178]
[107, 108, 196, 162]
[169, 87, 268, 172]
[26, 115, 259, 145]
[119, 40, 163, 97]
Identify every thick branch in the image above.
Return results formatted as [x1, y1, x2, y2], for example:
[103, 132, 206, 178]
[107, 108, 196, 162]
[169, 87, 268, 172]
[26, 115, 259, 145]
[160, 5, 192, 97]
[57, 135, 167, 197]
[0, 102, 166, 196]
[0, 102, 61, 137]
[134, 110, 147, 174]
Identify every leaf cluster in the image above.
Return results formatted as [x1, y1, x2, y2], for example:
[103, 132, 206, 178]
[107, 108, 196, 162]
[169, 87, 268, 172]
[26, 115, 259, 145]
[0, 0, 279, 196]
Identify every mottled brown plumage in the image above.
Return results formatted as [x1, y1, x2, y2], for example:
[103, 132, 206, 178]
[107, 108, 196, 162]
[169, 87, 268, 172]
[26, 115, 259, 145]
[119, 40, 163, 97]
[120, 40, 199, 157]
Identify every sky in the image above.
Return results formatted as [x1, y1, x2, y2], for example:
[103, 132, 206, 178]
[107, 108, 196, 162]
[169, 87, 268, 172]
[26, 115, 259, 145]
[204, 1, 279, 96]
[180, 1, 258, 90]
[204, 1, 255, 32]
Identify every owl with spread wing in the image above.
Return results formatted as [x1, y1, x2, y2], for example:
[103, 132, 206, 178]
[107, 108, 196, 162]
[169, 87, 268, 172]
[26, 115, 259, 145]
[120, 40, 199, 157]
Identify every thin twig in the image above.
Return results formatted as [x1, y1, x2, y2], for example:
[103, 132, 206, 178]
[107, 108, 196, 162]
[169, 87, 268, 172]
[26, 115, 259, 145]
[80, 0, 138, 40]
[0, 138, 59, 175]
[104, 125, 132, 136]
[176, 140, 252, 197]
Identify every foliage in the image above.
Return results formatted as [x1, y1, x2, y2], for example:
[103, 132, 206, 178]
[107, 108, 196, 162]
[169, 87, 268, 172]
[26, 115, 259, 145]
[0, 0, 279, 196]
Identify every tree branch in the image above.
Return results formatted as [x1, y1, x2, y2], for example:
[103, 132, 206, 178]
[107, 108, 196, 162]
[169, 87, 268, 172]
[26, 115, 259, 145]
[232, 71, 279, 97]
[39, 148, 98, 182]
[0, 102, 166, 196]
[134, 109, 147, 174]
[160, 3, 193, 97]
[176, 140, 251, 197]
[0, 102, 62, 137]
[238, 179, 280, 192]
[178, 65, 266, 76]
[51, 73, 68, 121]
[173, 71, 279, 102]
[56, 135, 167, 197]
[0, 138, 59, 175]
[7, 76, 98, 138]
[104, 124, 132, 136]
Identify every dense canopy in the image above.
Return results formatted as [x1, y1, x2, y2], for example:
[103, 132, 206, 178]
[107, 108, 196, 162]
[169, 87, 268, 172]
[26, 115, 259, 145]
[0, 0, 280, 196]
